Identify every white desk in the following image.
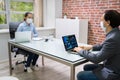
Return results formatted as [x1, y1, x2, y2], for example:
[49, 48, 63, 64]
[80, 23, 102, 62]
[8, 38, 88, 80]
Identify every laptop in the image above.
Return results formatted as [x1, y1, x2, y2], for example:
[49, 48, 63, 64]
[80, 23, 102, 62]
[15, 31, 32, 43]
[62, 34, 78, 54]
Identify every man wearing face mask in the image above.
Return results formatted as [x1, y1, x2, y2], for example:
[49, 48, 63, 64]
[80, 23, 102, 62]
[17, 12, 39, 73]
[74, 10, 120, 80]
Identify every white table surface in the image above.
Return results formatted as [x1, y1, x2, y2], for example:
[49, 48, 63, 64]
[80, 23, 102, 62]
[0, 76, 19, 80]
[11, 38, 87, 62]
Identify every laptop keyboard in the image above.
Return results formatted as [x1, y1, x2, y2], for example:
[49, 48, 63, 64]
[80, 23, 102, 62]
[67, 50, 78, 55]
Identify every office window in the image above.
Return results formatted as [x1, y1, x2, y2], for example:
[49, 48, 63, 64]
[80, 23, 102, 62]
[0, 0, 7, 24]
[10, 0, 34, 22]
[0, 0, 34, 29]
[0, 14, 6, 24]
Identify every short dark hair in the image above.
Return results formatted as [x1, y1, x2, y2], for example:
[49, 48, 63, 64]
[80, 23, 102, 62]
[104, 10, 120, 28]
[24, 12, 32, 21]
[24, 12, 32, 17]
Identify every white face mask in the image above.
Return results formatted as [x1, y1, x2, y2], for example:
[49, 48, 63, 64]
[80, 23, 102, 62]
[26, 18, 33, 24]
[100, 21, 106, 32]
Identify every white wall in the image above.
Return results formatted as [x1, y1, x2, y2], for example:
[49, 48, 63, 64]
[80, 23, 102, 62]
[0, 33, 10, 62]
[55, 19, 79, 42]
[55, 0, 62, 18]
[43, 0, 55, 27]
[43, 0, 62, 27]
[55, 19, 88, 44]
[79, 19, 88, 44]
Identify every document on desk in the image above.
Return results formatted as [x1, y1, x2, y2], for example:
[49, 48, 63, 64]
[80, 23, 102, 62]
[32, 37, 43, 41]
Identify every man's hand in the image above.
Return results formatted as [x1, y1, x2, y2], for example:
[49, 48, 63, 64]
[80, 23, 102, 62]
[73, 47, 83, 52]
[73, 45, 93, 53]
[79, 45, 93, 50]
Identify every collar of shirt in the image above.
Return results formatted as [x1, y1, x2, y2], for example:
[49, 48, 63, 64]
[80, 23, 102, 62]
[106, 27, 119, 37]
[23, 21, 32, 27]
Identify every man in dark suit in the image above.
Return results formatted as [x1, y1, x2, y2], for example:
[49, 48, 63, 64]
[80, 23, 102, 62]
[74, 10, 120, 80]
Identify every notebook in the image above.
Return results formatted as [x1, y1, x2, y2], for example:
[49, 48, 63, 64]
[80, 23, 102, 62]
[62, 34, 78, 54]
[15, 31, 32, 43]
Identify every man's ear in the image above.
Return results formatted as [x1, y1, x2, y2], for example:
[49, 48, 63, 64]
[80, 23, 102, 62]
[107, 20, 110, 26]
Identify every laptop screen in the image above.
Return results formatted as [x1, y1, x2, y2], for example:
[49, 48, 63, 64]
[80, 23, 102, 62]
[62, 35, 78, 51]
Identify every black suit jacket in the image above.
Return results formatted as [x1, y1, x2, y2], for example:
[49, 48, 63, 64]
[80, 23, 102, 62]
[79, 28, 120, 80]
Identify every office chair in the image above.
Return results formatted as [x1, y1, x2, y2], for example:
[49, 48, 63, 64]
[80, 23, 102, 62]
[9, 22, 28, 72]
